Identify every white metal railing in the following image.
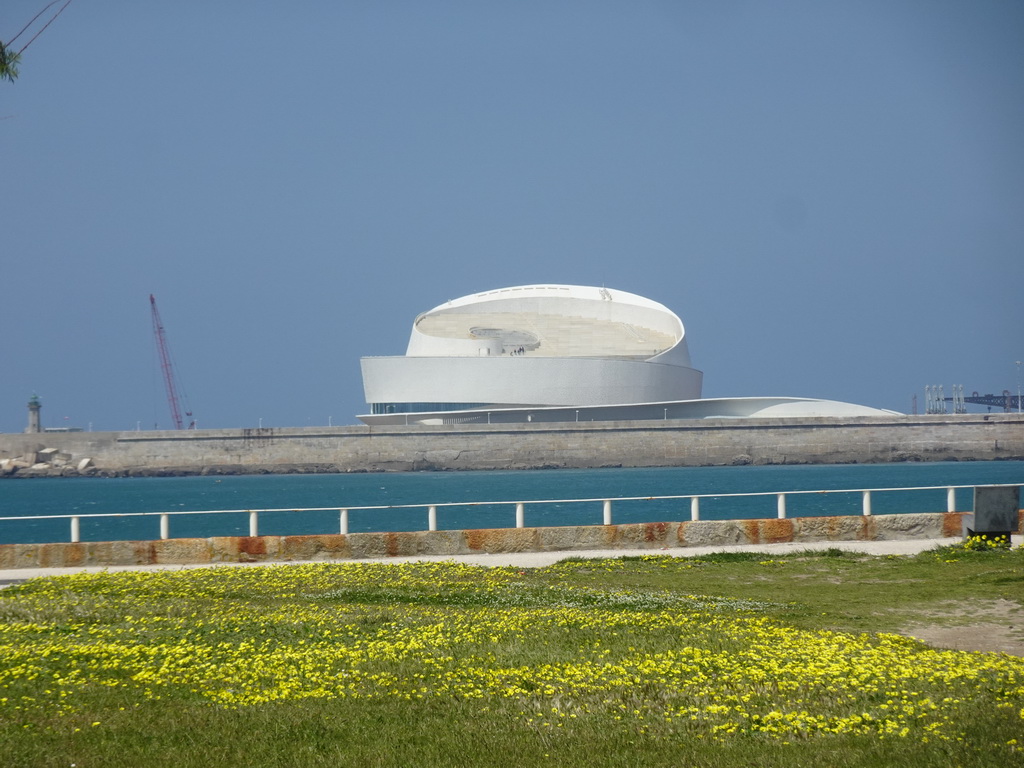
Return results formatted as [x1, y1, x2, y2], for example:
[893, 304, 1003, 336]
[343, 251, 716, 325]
[0, 483, 1018, 545]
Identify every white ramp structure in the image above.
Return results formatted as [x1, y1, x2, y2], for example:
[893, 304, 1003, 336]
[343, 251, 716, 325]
[358, 284, 895, 425]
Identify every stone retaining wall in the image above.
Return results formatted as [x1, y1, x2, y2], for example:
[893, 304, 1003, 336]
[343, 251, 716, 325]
[3, 510, 1021, 570]
[2, 413, 1023, 477]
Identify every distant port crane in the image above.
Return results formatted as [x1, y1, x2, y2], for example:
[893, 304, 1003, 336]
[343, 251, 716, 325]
[149, 294, 195, 429]
[924, 384, 1023, 414]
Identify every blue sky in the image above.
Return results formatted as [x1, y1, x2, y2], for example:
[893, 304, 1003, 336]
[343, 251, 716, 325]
[2, 1, 1022, 431]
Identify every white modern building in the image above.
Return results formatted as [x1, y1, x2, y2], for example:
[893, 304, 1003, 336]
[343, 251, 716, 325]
[358, 284, 896, 425]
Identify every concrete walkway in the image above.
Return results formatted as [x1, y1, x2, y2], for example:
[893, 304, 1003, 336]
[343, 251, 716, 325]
[4, 535, 1015, 586]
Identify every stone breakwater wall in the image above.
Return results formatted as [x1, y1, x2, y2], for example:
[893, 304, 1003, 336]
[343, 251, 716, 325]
[1, 413, 1023, 477]
[4, 511, 1020, 571]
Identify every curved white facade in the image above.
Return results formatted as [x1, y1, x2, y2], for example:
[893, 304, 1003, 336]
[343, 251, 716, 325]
[358, 284, 898, 425]
[360, 285, 703, 420]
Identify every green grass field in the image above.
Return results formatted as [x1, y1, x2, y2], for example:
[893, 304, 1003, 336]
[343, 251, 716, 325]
[1, 542, 1023, 767]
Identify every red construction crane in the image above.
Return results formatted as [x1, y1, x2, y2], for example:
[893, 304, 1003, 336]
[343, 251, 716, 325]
[149, 294, 195, 429]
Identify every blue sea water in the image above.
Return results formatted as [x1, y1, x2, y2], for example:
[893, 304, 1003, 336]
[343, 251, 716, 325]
[0, 462, 1022, 545]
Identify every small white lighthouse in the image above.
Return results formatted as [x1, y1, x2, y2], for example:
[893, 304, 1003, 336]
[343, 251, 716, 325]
[26, 394, 41, 434]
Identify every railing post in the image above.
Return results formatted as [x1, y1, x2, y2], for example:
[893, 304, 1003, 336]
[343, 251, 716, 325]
[428, 505, 437, 532]
[339, 509, 348, 535]
[603, 499, 613, 525]
[690, 496, 700, 522]
[160, 513, 170, 540]
[70, 516, 80, 543]
[947, 487, 956, 513]
[249, 510, 258, 537]
[515, 502, 524, 529]
[777, 493, 787, 519]
[862, 490, 872, 517]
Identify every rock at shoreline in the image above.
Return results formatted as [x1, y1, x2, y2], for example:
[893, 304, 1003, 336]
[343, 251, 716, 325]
[0, 448, 98, 478]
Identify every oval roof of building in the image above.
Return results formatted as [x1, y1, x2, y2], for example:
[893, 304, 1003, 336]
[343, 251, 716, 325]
[411, 284, 684, 359]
